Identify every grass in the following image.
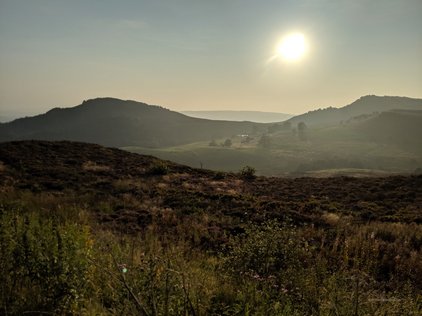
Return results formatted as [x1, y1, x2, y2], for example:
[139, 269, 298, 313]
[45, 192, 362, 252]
[123, 126, 422, 176]
[0, 140, 421, 315]
[1, 199, 421, 315]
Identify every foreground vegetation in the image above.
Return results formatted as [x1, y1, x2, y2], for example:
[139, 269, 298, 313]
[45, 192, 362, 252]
[0, 141, 421, 315]
[1, 195, 421, 315]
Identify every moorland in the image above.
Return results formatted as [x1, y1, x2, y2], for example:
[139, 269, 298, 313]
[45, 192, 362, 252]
[0, 140, 421, 315]
[2, 95, 421, 176]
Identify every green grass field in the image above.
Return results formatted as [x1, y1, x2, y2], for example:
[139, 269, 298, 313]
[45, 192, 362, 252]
[123, 127, 422, 176]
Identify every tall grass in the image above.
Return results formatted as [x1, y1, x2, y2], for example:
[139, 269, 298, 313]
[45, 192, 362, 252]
[0, 192, 421, 315]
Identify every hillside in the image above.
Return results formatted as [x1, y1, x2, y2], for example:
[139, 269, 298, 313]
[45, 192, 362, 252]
[1, 140, 421, 314]
[181, 110, 293, 123]
[2, 95, 422, 177]
[288, 95, 422, 126]
[1, 141, 421, 226]
[0, 98, 261, 147]
[126, 108, 422, 176]
[353, 110, 422, 149]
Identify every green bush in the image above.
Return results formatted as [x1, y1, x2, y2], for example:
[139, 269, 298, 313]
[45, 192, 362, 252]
[149, 161, 169, 175]
[1, 192, 421, 315]
[224, 220, 308, 279]
[239, 165, 256, 179]
[0, 208, 92, 314]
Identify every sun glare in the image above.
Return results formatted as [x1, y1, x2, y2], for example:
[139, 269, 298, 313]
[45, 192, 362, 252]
[276, 33, 307, 62]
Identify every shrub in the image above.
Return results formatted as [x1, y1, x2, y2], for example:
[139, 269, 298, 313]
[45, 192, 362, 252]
[213, 171, 226, 180]
[224, 221, 308, 279]
[240, 165, 256, 180]
[0, 209, 92, 314]
[223, 139, 232, 147]
[149, 161, 169, 175]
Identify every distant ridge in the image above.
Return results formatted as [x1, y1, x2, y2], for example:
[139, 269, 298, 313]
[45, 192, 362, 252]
[288, 95, 422, 126]
[2, 95, 421, 150]
[0, 98, 260, 147]
[181, 110, 293, 123]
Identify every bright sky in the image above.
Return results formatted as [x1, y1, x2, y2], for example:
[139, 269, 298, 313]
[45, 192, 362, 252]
[1, 0, 421, 116]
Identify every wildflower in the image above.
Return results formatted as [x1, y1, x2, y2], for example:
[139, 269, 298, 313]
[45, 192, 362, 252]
[118, 263, 128, 273]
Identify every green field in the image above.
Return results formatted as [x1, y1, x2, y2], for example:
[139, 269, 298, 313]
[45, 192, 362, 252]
[123, 126, 422, 176]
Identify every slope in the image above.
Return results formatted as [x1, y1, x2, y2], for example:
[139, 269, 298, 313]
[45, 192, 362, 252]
[1, 140, 421, 228]
[1, 140, 421, 314]
[287, 95, 422, 127]
[351, 109, 422, 152]
[0, 98, 261, 147]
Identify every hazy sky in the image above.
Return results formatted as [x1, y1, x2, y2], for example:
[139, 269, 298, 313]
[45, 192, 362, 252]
[1, 0, 421, 116]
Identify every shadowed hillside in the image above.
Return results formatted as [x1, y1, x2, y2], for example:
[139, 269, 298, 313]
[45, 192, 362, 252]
[0, 98, 261, 147]
[126, 107, 422, 176]
[354, 110, 422, 152]
[288, 95, 422, 126]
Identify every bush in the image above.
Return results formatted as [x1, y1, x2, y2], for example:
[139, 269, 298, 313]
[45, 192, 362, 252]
[223, 139, 232, 147]
[0, 209, 92, 314]
[149, 161, 169, 175]
[224, 221, 307, 279]
[240, 166, 256, 180]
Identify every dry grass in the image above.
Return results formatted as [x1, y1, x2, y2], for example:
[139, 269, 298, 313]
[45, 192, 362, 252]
[322, 212, 341, 226]
[82, 160, 111, 172]
[157, 182, 168, 189]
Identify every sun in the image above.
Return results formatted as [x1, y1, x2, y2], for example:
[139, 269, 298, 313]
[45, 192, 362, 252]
[276, 33, 307, 62]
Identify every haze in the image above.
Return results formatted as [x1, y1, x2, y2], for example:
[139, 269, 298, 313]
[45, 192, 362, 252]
[1, 0, 421, 116]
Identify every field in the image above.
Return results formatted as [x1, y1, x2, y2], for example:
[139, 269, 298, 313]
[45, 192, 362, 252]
[0, 141, 421, 315]
[124, 124, 422, 176]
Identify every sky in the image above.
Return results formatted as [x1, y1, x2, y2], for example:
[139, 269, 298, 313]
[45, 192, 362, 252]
[0, 0, 421, 117]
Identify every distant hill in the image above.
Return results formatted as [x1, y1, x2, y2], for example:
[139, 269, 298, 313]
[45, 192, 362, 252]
[181, 110, 293, 123]
[288, 95, 422, 127]
[0, 98, 261, 147]
[0, 112, 21, 123]
[126, 106, 422, 175]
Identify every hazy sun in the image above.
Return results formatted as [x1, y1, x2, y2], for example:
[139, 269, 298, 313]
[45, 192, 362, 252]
[276, 33, 307, 62]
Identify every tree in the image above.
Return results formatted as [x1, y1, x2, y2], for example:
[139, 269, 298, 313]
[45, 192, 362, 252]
[223, 139, 232, 147]
[239, 166, 256, 180]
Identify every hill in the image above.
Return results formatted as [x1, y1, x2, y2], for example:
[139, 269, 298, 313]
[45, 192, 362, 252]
[126, 108, 422, 176]
[1, 140, 421, 314]
[0, 98, 261, 147]
[1, 140, 420, 226]
[349, 109, 422, 152]
[181, 110, 293, 122]
[288, 95, 422, 127]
